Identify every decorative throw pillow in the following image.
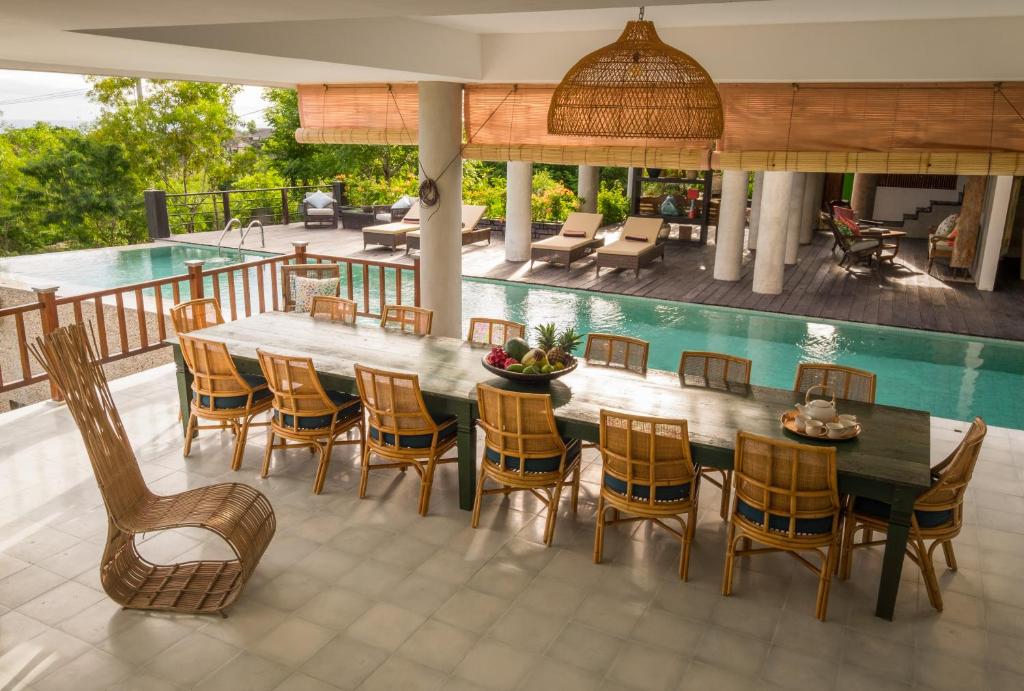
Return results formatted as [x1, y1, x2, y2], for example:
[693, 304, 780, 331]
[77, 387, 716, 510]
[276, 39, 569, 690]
[833, 217, 859, 238]
[624, 234, 649, 242]
[935, 214, 958, 237]
[562, 230, 586, 238]
[293, 276, 339, 313]
[305, 191, 335, 209]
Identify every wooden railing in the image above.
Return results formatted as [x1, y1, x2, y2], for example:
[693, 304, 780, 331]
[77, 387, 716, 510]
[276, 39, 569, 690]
[0, 241, 418, 397]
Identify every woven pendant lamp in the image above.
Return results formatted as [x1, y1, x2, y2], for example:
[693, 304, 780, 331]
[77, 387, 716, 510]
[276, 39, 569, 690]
[548, 7, 724, 140]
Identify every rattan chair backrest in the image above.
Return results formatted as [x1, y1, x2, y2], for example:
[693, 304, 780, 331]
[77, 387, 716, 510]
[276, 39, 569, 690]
[599, 410, 696, 508]
[170, 298, 224, 335]
[918, 417, 986, 517]
[179, 334, 251, 405]
[476, 384, 566, 477]
[794, 363, 876, 403]
[310, 296, 358, 324]
[355, 364, 438, 440]
[380, 305, 433, 335]
[281, 263, 341, 311]
[585, 333, 649, 373]
[257, 349, 335, 428]
[679, 351, 752, 386]
[467, 317, 526, 346]
[733, 432, 840, 540]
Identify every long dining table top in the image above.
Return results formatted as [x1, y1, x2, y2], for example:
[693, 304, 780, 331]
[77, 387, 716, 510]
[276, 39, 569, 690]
[169, 311, 933, 494]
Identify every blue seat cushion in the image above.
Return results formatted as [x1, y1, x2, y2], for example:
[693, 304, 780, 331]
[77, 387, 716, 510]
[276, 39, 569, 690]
[369, 413, 456, 449]
[485, 438, 581, 473]
[198, 374, 272, 410]
[853, 496, 954, 529]
[276, 390, 361, 430]
[603, 472, 694, 502]
[735, 498, 836, 535]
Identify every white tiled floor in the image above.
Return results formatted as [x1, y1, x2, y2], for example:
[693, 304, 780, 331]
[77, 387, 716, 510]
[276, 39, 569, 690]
[2, 364, 1024, 690]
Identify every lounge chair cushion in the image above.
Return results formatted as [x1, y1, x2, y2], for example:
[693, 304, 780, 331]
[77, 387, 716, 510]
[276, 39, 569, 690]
[603, 472, 695, 502]
[304, 191, 334, 209]
[364, 222, 419, 234]
[198, 374, 272, 410]
[598, 239, 654, 257]
[293, 276, 341, 313]
[559, 212, 604, 239]
[849, 239, 880, 252]
[369, 413, 457, 449]
[485, 439, 581, 474]
[275, 390, 361, 430]
[852, 496, 953, 529]
[735, 498, 836, 535]
[532, 235, 594, 252]
[305, 207, 334, 217]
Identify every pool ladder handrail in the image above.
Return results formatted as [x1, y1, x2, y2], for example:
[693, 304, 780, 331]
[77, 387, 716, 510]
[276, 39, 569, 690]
[239, 220, 265, 249]
[216, 218, 242, 253]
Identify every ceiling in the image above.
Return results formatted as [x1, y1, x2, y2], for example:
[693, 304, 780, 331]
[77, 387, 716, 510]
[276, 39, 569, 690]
[2, 1, 1024, 86]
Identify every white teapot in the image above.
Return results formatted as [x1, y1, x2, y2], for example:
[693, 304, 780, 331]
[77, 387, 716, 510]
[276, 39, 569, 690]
[795, 385, 837, 423]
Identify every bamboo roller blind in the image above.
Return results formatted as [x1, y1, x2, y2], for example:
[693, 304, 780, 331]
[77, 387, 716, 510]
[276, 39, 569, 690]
[297, 83, 419, 138]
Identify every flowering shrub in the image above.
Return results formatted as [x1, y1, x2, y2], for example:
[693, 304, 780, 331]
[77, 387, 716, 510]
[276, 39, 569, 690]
[531, 170, 580, 222]
[597, 180, 629, 224]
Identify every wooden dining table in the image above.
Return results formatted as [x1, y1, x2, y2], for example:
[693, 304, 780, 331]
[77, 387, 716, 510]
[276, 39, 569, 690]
[166, 311, 932, 620]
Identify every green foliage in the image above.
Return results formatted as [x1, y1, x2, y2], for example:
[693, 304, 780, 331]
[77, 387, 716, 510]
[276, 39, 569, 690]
[531, 170, 579, 222]
[463, 159, 506, 218]
[597, 180, 630, 224]
[345, 174, 419, 207]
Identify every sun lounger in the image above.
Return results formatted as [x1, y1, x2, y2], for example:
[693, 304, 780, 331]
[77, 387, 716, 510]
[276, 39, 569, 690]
[529, 212, 604, 271]
[406, 205, 488, 252]
[362, 200, 421, 250]
[594, 217, 668, 278]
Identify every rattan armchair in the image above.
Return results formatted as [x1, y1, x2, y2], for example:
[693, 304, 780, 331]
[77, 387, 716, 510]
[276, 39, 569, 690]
[380, 304, 433, 335]
[467, 317, 525, 346]
[584, 333, 650, 373]
[281, 263, 341, 312]
[310, 296, 358, 324]
[473, 384, 581, 545]
[794, 363, 876, 403]
[170, 298, 224, 334]
[679, 351, 753, 520]
[31, 324, 274, 615]
[839, 417, 986, 611]
[355, 364, 458, 516]
[723, 432, 841, 621]
[179, 334, 272, 471]
[594, 410, 699, 579]
[257, 349, 364, 494]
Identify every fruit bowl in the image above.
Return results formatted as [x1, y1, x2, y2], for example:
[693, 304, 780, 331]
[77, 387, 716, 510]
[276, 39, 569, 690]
[481, 356, 578, 383]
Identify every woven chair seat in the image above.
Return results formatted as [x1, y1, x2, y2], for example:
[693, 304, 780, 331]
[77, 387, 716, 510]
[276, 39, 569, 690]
[485, 439, 581, 474]
[130, 483, 276, 540]
[602, 474, 695, 503]
[852, 496, 953, 530]
[369, 414, 456, 449]
[197, 374, 272, 410]
[734, 498, 836, 536]
[273, 390, 360, 430]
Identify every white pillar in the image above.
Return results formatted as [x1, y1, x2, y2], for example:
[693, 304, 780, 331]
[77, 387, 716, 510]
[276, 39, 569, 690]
[578, 165, 600, 213]
[748, 172, 764, 250]
[714, 170, 748, 281]
[799, 173, 822, 244]
[505, 160, 533, 262]
[784, 173, 806, 265]
[976, 176, 1014, 291]
[417, 81, 463, 339]
[753, 172, 793, 295]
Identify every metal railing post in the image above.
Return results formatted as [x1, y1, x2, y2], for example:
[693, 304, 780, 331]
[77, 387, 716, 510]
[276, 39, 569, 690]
[292, 241, 309, 264]
[33, 286, 62, 400]
[281, 188, 291, 226]
[221, 191, 232, 227]
[185, 260, 205, 300]
[144, 189, 170, 239]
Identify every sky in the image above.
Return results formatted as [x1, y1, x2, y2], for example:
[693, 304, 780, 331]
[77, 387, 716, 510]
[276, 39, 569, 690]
[0, 69, 270, 129]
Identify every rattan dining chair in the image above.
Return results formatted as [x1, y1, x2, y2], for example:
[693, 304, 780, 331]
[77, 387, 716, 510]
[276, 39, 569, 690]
[467, 317, 526, 346]
[584, 333, 649, 373]
[473, 384, 581, 546]
[595, 410, 699, 579]
[839, 417, 986, 611]
[170, 297, 224, 334]
[355, 364, 457, 515]
[257, 349, 364, 494]
[679, 351, 753, 520]
[724, 432, 842, 621]
[794, 363, 876, 403]
[309, 295, 358, 324]
[30, 323, 275, 615]
[281, 263, 341, 311]
[179, 334, 272, 471]
[380, 304, 433, 335]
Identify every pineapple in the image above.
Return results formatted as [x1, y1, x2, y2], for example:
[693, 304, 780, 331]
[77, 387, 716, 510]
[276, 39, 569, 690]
[546, 326, 582, 367]
[534, 323, 559, 351]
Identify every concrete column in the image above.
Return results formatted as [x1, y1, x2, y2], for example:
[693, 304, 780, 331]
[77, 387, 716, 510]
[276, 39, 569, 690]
[713, 170, 748, 281]
[850, 173, 879, 219]
[976, 176, 1014, 291]
[505, 160, 533, 262]
[577, 165, 600, 213]
[799, 173, 824, 244]
[784, 173, 806, 265]
[417, 81, 463, 339]
[748, 172, 764, 250]
[627, 167, 638, 201]
[753, 172, 794, 295]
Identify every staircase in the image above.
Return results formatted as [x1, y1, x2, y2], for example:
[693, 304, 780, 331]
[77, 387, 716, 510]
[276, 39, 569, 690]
[872, 194, 963, 238]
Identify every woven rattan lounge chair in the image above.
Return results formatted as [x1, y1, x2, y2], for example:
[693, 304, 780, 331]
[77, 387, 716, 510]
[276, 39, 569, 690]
[467, 317, 525, 346]
[794, 363, 876, 403]
[584, 333, 649, 373]
[302, 191, 338, 229]
[380, 304, 433, 335]
[258, 349, 364, 494]
[281, 263, 341, 312]
[595, 217, 668, 278]
[179, 333, 272, 471]
[406, 204, 489, 252]
[170, 298, 224, 334]
[529, 212, 604, 271]
[362, 200, 421, 251]
[679, 351, 753, 520]
[723, 432, 842, 621]
[309, 296, 358, 324]
[30, 324, 275, 615]
[594, 410, 699, 579]
[473, 384, 581, 545]
[355, 364, 458, 516]
[839, 417, 986, 611]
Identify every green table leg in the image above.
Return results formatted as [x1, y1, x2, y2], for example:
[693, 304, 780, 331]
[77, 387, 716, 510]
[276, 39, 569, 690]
[456, 403, 477, 511]
[875, 491, 914, 620]
[172, 345, 193, 437]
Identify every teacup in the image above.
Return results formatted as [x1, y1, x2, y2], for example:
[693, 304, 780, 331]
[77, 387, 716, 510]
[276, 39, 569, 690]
[826, 422, 847, 439]
[794, 414, 811, 432]
[804, 419, 826, 437]
[838, 414, 858, 428]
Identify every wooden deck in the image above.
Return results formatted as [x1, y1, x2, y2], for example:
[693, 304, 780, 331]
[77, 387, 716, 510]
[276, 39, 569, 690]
[165, 223, 1024, 342]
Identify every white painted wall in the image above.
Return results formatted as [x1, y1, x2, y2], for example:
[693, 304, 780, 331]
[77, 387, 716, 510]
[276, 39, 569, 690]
[872, 186, 963, 234]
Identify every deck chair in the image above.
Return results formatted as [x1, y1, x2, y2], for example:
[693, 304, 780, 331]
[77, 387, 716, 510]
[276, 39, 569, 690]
[362, 200, 422, 251]
[595, 217, 668, 278]
[406, 204, 489, 252]
[529, 212, 604, 271]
